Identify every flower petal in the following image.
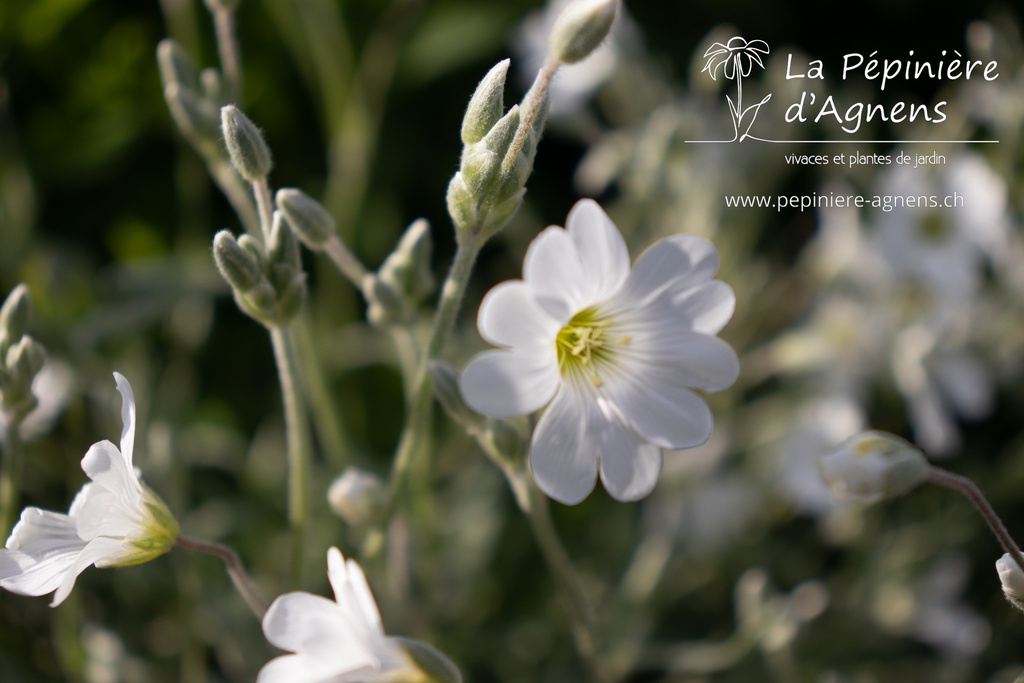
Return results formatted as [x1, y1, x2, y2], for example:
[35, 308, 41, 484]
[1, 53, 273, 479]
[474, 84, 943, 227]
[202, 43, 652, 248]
[461, 349, 559, 418]
[263, 591, 350, 653]
[604, 372, 714, 450]
[328, 548, 385, 637]
[529, 385, 599, 505]
[0, 508, 87, 599]
[80, 440, 143, 508]
[620, 235, 719, 308]
[73, 478, 140, 541]
[671, 280, 736, 336]
[113, 372, 136, 469]
[51, 536, 126, 606]
[593, 412, 663, 502]
[477, 281, 560, 349]
[523, 226, 585, 321]
[257, 652, 368, 683]
[565, 199, 630, 301]
[626, 328, 740, 392]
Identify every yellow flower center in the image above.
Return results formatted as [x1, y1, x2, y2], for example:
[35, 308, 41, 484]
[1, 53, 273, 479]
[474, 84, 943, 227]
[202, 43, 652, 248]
[555, 307, 629, 387]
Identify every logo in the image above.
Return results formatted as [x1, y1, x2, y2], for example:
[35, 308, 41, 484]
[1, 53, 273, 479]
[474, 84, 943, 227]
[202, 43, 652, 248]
[700, 36, 772, 142]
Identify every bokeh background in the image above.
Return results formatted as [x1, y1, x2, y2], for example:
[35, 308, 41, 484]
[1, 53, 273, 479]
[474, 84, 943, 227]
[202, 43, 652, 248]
[3, 0, 1024, 681]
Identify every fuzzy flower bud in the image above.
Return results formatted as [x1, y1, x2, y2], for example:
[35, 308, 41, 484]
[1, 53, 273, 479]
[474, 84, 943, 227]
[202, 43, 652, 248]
[997, 553, 1024, 606]
[221, 105, 273, 181]
[275, 188, 337, 249]
[327, 468, 386, 526]
[379, 219, 434, 303]
[548, 0, 617, 65]
[461, 59, 510, 144]
[820, 430, 930, 503]
[0, 284, 31, 351]
[156, 39, 199, 92]
[213, 230, 261, 293]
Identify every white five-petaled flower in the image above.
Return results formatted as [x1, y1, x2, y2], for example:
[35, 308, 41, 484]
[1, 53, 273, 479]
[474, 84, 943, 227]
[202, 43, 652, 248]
[0, 372, 178, 606]
[259, 547, 422, 683]
[460, 199, 739, 504]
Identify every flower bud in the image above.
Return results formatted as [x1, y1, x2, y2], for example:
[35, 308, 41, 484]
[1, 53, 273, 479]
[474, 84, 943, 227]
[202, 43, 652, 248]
[267, 211, 301, 271]
[200, 68, 223, 102]
[156, 39, 199, 92]
[221, 105, 273, 181]
[6, 336, 46, 386]
[276, 188, 336, 249]
[213, 230, 261, 293]
[997, 553, 1024, 604]
[327, 468, 386, 526]
[0, 284, 31, 349]
[548, 0, 617, 65]
[446, 174, 475, 235]
[819, 430, 930, 503]
[477, 105, 520, 157]
[429, 360, 482, 430]
[379, 219, 434, 303]
[461, 59, 510, 145]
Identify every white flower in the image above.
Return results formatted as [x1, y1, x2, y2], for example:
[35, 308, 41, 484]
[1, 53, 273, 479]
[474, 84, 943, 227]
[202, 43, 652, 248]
[258, 547, 421, 683]
[459, 199, 739, 504]
[0, 372, 177, 606]
[996, 552, 1024, 602]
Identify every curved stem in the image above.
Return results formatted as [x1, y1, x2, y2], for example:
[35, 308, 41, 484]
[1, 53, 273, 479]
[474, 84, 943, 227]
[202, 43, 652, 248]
[928, 466, 1024, 573]
[271, 326, 312, 583]
[252, 177, 275, 243]
[175, 534, 267, 619]
[323, 235, 369, 288]
[386, 237, 482, 510]
[0, 411, 25, 538]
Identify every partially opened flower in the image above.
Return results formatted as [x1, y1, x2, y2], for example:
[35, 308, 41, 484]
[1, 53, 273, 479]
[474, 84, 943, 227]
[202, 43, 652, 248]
[0, 372, 178, 606]
[460, 199, 739, 504]
[259, 547, 430, 683]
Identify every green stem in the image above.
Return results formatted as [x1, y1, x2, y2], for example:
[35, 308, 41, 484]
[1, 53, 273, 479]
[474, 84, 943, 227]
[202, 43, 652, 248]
[270, 326, 312, 583]
[175, 534, 267, 619]
[500, 58, 559, 178]
[323, 235, 369, 288]
[0, 411, 25, 539]
[386, 237, 482, 509]
[253, 177, 275, 243]
[928, 466, 1024, 573]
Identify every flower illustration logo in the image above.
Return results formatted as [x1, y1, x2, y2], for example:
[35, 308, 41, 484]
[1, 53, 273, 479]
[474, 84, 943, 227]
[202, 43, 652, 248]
[700, 36, 772, 142]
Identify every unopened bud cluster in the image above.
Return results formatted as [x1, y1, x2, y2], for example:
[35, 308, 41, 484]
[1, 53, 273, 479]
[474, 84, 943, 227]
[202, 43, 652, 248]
[158, 39, 224, 148]
[364, 220, 435, 326]
[446, 60, 543, 241]
[213, 215, 306, 327]
[0, 285, 46, 420]
[819, 430, 930, 503]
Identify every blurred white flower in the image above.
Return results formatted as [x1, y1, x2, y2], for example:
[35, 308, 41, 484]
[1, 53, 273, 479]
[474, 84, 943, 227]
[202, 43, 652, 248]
[0, 373, 178, 606]
[258, 547, 420, 683]
[460, 199, 738, 504]
[0, 358, 74, 443]
[327, 468, 386, 526]
[776, 394, 865, 516]
[874, 154, 1008, 303]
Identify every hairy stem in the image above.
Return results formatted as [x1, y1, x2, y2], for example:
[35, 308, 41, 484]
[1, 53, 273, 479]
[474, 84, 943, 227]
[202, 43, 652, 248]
[211, 6, 243, 103]
[176, 534, 267, 619]
[928, 466, 1024, 572]
[270, 326, 312, 584]
[500, 58, 559, 178]
[0, 411, 24, 538]
[386, 237, 481, 509]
